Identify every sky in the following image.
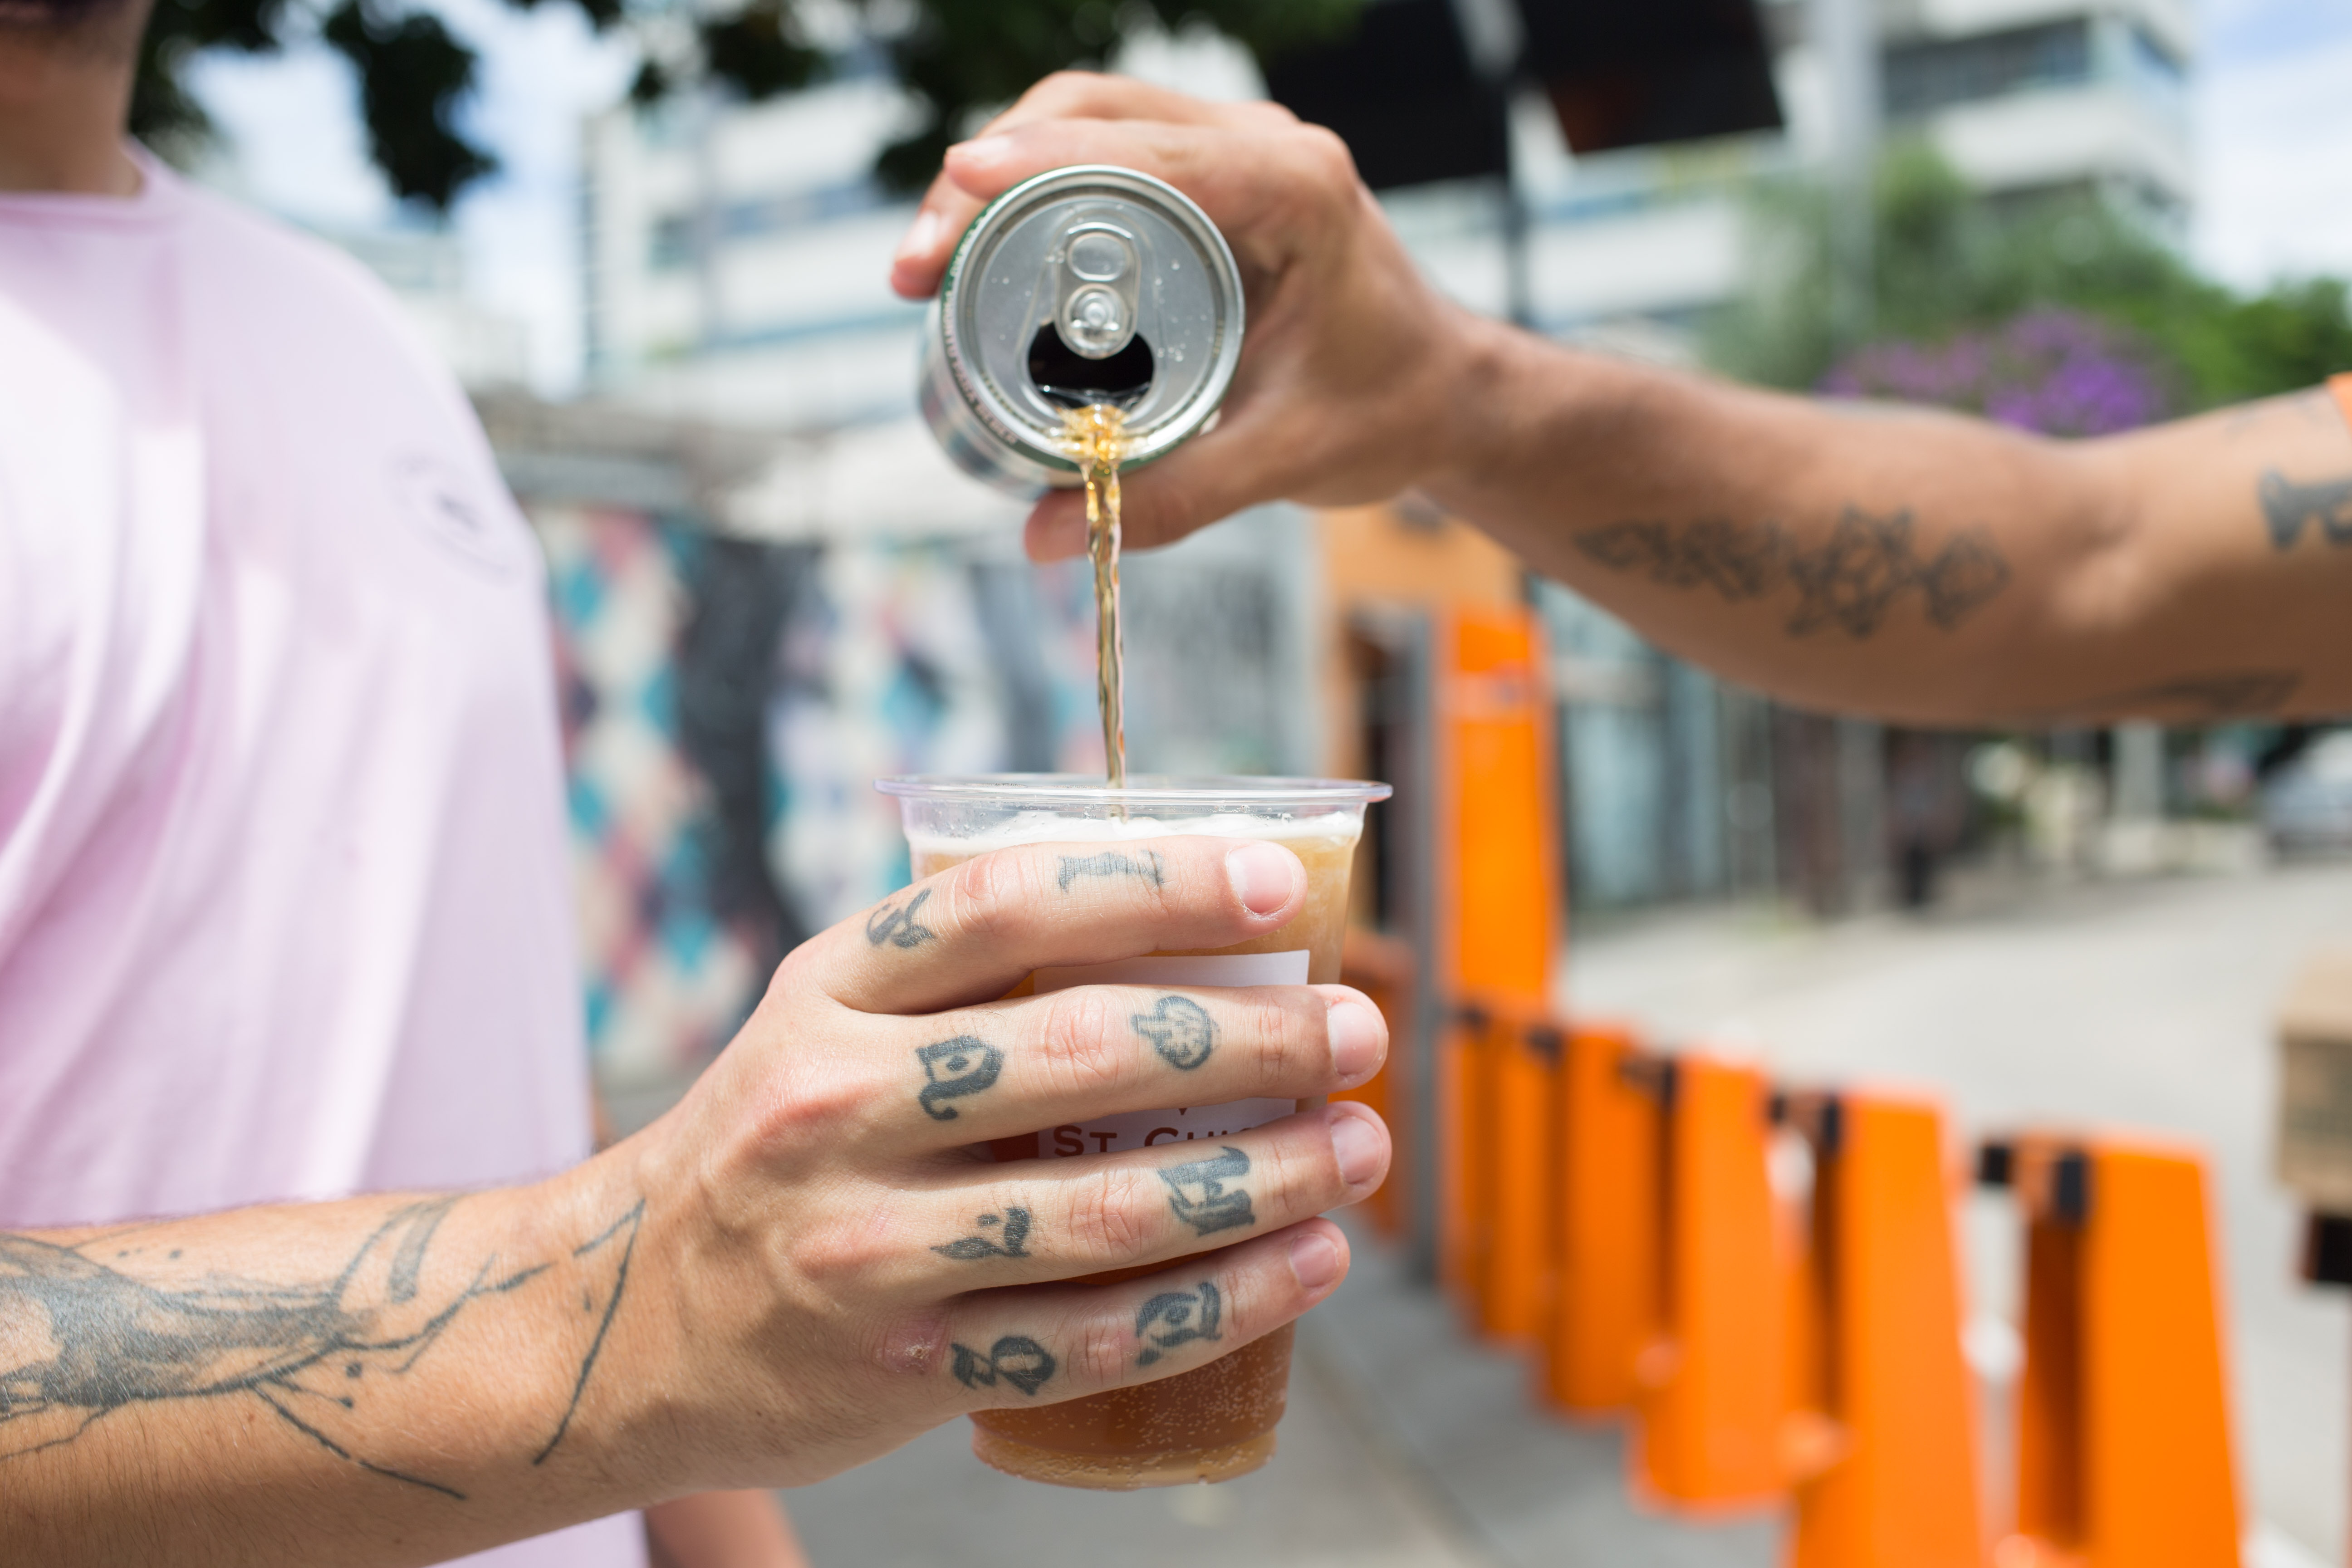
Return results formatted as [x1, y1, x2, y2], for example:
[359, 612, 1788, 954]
[186, 0, 2352, 397]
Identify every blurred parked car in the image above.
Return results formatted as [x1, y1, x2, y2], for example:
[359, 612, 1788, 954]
[2264, 730, 2352, 852]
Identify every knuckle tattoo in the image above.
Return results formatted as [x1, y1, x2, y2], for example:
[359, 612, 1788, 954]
[1156, 1147, 1256, 1237]
[949, 1335, 1056, 1397]
[914, 1036, 1004, 1122]
[1135, 1281, 1224, 1367]
[932, 1206, 1032, 1262]
[1053, 848, 1165, 895]
[1130, 995, 1215, 1071]
[864, 887, 936, 950]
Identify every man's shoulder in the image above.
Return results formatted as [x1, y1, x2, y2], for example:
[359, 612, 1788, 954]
[155, 164, 481, 431]
[165, 172, 415, 334]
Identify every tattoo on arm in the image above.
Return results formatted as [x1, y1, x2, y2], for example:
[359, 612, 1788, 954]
[915, 1036, 1004, 1121]
[865, 887, 936, 949]
[1157, 1147, 1255, 1236]
[950, 1336, 1056, 1396]
[1572, 506, 2011, 638]
[933, 1208, 1033, 1261]
[0, 1195, 646, 1498]
[2259, 469, 2352, 551]
[1135, 1282, 1223, 1367]
[1131, 995, 1215, 1071]
[1055, 850, 1166, 893]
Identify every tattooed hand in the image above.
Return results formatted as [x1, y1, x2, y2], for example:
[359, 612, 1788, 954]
[0, 833, 1387, 1567]
[621, 829, 1387, 1486]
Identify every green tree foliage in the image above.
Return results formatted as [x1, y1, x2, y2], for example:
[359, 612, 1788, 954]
[1707, 141, 2352, 410]
[130, 0, 1361, 211]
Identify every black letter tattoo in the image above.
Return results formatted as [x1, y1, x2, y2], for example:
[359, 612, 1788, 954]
[932, 1208, 1032, 1261]
[1135, 1281, 1223, 1367]
[865, 887, 936, 950]
[0, 1195, 646, 1496]
[1131, 995, 1216, 1071]
[1572, 507, 2010, 638]
[950, 1335, 1057, 1396]
[1055, 850, 1166, 893]
[915, 1036, 1004, 1121]
[1156, 1147, 1256, 1236]
[2259, 469, 2352, 551]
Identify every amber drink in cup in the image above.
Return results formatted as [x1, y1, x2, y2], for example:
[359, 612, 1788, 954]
[878, 774, 1390, 1489]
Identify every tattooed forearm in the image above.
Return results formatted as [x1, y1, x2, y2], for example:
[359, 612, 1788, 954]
[2259, 469, 2352, 551]
[865, 888, 936, 950]
[0, 1195, 646, 1497]
[1056, 850, 1166, 893]
[1136, 1281, 1223, 1367]
[529, 1200, 644, 1466]
[1131, 995, 1215, 1071]
[914, 1036, 1004, 1121]
[1572, 506, 2011, 638]
[1156, 1147, 1255, 1236]
[933, 1208, 1032, 1260]
[950, 1336, 1056, 1395]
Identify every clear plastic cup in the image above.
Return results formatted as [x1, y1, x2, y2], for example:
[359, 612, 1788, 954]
[878, 774, 1391, 1489]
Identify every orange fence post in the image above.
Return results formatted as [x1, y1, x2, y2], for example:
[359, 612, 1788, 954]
[1439, 1004, 1489, 1308]
[1631, 1054, 1790, 1513]
[1467, 999, 1556, 1343]
[1540, 1019, 1660, 1417]
[1783, 1089, 1984, 1568]
[1431, 608, 1559, 1320]
[1337, 926, 1418, 1239]
[1988, 1133, 2240, 1568]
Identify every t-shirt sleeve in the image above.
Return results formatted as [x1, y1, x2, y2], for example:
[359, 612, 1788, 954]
[2332, 372, 2352, 435]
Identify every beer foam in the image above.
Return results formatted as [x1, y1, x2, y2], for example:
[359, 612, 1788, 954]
[906, 809, 1355, 860]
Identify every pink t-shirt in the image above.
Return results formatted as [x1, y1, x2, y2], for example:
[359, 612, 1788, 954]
[0, 153, 643, 1568]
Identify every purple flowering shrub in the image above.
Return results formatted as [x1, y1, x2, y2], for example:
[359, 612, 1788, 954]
[1819, 310, 2171, 436]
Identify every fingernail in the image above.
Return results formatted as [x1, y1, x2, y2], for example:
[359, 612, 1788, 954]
[1327, 1000, 1382, 1082]
[1329, 1111, 1384, 1188]
[1290, 1227, 1344, 1292]
[1225, 842, 1301, 918]
[949, 134, 1013, 170]
[894, 209, 943, 263]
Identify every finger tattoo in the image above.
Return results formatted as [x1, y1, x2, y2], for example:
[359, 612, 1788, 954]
[866, 888, 936, 949]
[1136, 1281, 1223, 1367]
[933, 1207, 1032, 1261]
[1157, 1147, 1255, 1236]
[951, 1335, 1057, 1396]
[915, 1036, 1004, 1121]
[1056, 850, 1165, 893]
[1132, 995, 1215, 1071]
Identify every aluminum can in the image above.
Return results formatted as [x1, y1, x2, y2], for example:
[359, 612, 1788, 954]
[919, 164, 1245, 495]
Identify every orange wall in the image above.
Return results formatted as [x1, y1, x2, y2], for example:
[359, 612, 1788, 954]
[1318, 503, 1526, 779]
